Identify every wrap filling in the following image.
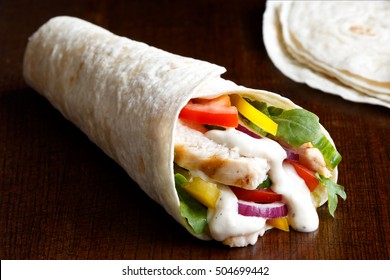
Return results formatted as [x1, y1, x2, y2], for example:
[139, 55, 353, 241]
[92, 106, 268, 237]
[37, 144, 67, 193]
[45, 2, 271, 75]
[174, 94, 346, 247]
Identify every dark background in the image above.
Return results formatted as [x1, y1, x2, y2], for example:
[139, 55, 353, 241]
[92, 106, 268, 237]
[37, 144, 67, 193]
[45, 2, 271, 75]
[1, 0, 389, 259]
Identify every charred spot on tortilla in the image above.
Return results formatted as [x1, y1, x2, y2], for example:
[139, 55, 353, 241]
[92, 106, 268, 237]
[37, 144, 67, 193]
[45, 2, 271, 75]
[348, 25, 376, 37]
[137, 156, 145, 175]
[68, 61, 84, 86]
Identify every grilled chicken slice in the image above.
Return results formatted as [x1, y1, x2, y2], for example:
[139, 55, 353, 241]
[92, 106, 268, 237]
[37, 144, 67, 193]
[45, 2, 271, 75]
[174, 121, 269, 189]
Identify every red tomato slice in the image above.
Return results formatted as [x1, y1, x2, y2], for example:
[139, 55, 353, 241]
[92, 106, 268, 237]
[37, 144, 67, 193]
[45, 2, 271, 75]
[230, 186, 282, 203]
[179, 95, 238, 128]
[194, 95, 232, 106]
[179, 119, 208, 133]
[285, 159, 319, 192]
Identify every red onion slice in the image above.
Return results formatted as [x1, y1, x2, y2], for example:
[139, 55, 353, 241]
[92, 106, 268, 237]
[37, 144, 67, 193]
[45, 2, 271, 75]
[236, 124, 261, 139]
[284, 148, 299, 161]
[238, 200, 288, 219]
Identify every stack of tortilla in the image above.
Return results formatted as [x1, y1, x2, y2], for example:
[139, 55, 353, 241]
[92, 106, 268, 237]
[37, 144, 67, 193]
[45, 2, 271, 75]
[263, 1, 390, 108]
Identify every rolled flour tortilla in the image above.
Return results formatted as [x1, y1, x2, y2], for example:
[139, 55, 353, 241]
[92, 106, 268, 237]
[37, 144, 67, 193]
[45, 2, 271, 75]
[23, 16, 344, 247]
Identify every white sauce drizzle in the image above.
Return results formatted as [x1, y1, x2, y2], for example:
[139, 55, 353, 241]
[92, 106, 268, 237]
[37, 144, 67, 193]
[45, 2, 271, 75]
[207, 185, 266, 242]
[205, 128, 319, 243]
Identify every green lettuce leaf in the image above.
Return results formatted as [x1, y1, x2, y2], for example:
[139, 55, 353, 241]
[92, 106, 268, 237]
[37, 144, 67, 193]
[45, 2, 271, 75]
[312, 134, 342, 169]
[256, 176, 272, 189]
[245, 100, 322, 147]
[272, 109, 322, 147]
[244, 100, 341, 169]
[174, 173, 207, 234]
[316, 173, 347, 217]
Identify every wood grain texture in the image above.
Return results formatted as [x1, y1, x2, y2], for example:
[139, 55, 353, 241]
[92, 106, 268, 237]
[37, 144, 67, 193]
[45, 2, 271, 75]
[0, 0, 389, 260]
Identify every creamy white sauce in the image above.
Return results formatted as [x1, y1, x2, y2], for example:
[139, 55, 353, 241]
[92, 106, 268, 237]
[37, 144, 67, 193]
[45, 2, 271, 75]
[279, 162, 319, 232]
[207, 185, 266, 242]
[205, 128, 319, 243]
[206, 128, 286, 164]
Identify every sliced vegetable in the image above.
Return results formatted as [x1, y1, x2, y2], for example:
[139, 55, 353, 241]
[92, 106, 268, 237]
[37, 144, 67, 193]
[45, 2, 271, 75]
[271, 109, 322, 147]
[312, 134, 342, 169]
[245, 100, 323, 148]
[179, 95, 238, 128]
[316, 173, 346, 217]
[182, 177, 221, 208]
[174, 174, 207, 234]
[175, 172, 188, 186]
[230, 95, 278, 136]
[236, 124, 261, 139]
[180, 119, 207, 133]
[286, 159, 319, 192]
[238, 200, 288, 219]
[195, 94, 232, 107]
[257, 177, 272, 189]
[240, 116, 267, 137]
[284, 148, 299, 161]
[230, 186, 282, 203]
[267, 217, 290, 232]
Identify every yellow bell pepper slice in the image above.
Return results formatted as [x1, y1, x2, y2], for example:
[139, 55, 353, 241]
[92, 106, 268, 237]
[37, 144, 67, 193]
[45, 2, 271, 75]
[267, 217, 290, 232]
[182, 177, 221, 208]
[230, 94, 278, 136]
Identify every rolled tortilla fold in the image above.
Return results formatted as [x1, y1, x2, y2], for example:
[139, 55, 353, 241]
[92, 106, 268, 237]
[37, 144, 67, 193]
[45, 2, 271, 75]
[23, 16, 340, 246]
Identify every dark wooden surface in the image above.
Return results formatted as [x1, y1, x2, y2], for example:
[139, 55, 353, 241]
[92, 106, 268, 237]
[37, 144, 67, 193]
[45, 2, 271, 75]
[1, 0, 389, 260]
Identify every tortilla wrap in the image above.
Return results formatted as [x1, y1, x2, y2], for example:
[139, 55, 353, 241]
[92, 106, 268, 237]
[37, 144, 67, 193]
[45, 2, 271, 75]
[263, 1, 390, 108]
[23, 16, 341, 246]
